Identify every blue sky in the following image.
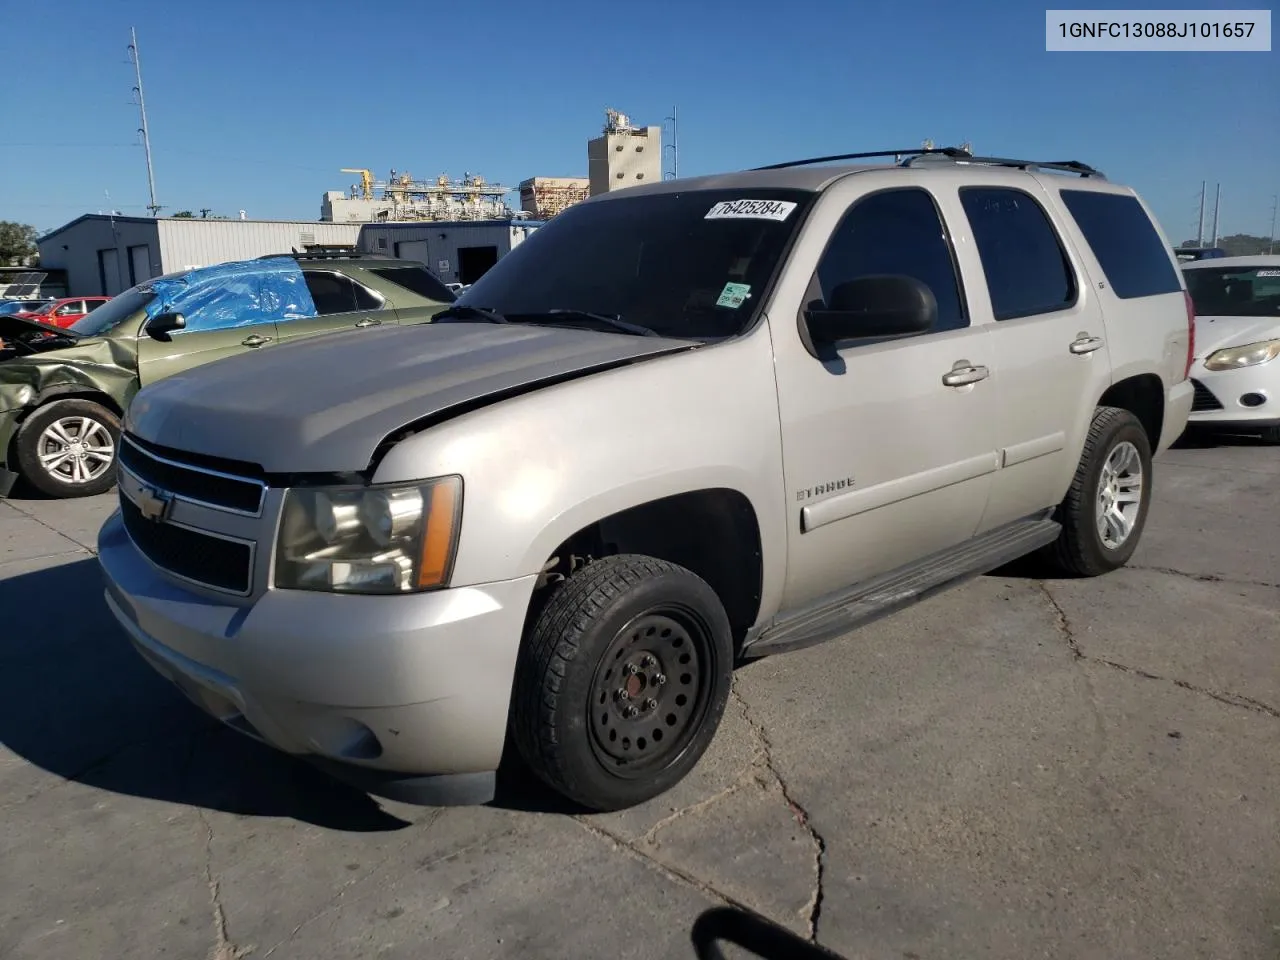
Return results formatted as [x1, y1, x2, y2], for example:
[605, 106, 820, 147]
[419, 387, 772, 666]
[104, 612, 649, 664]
[1, 0, 1276, 242]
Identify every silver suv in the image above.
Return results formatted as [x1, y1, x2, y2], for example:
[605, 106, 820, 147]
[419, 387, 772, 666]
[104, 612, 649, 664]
[97, 148, 1195, 812]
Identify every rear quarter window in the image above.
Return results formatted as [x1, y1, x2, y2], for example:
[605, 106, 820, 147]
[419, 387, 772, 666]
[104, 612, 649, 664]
[1059, 190, 1182, 299]
[368, 266, 456, 303]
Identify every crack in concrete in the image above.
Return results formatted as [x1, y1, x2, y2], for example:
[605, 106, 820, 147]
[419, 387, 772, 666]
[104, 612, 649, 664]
[1, 500, 99, 554]
[199, 808, 250, 960]
[178, 734, 250, 960]
[730, 685, 826, 942]
[638, 776, 758, 845]
[575, 817, 753, 913]
[1039, 581, 1280, 721]
[1127, 564, 1280, 592]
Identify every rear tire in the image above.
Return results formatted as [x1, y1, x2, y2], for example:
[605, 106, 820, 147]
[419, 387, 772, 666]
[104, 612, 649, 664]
[511, 554, 734, 812]
[1044, 406, 1152, 577]
[14, 399, 121, 499]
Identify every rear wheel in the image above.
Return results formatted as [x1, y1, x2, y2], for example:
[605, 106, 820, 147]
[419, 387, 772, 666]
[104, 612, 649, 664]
[511, 554, 734, 812]
[14, 399, 121, 498]
[1044, 406, 1152, 577]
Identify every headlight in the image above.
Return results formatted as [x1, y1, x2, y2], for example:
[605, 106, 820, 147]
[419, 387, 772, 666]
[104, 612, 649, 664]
[274, 477, 462, 594]
[1202, 339, 1280, 371]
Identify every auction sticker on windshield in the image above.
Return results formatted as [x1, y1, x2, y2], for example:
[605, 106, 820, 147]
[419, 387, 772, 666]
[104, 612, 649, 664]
[715, 282, 752, 308]
[704, 199, 797, 221]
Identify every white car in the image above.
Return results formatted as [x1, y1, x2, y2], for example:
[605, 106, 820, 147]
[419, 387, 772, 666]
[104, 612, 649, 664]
[1183, 255, 1280, 444]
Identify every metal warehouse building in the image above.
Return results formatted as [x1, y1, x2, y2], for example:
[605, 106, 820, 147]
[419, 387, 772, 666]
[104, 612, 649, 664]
[357, 219, 543, 287]
[37, 216, 363, 296]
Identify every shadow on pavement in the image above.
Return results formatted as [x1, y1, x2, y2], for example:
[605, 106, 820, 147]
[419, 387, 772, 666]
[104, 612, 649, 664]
[1171, 429, 1270, 450]
[0, 557, 412, 831]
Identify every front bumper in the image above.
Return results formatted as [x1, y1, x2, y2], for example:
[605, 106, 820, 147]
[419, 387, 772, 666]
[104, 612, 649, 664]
[98, 509, 540, 805]
[1186, 360, 1279, 428]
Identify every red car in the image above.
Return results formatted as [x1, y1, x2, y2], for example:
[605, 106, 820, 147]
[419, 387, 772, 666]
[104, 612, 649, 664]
[16, 296, 112, 329]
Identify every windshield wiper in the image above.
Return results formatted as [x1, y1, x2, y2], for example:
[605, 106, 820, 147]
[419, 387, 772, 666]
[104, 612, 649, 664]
[432, 304, 508, 324]
[510, 309, 661, 337]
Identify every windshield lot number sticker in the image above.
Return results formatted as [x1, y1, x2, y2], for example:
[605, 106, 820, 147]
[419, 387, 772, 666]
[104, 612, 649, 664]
[716, 282, 753, 309]
[1257, 269, 1280, 277]
[705, 199, 797, 221]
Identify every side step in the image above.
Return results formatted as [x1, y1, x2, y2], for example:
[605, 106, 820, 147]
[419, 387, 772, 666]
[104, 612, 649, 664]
[742, 516, 1061, 659]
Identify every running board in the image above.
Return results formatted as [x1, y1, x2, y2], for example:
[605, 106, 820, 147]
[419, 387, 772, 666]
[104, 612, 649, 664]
[742, 516, 1062, 659]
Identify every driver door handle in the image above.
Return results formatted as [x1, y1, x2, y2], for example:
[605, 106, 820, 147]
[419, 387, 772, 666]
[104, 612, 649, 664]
[241, 334, 273, 347]
[354, 317, 383, 328]
[942, 363, 990, 387]
[1070, 335, 1105, 355]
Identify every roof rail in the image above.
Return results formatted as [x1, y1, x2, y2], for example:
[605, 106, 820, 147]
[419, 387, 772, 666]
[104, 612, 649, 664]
[903, 153, 1105, 178]
[751, 147, 972, 171]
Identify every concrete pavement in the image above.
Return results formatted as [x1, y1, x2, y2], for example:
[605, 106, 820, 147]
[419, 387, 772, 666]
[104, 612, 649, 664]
[1, 436, 1277, 960]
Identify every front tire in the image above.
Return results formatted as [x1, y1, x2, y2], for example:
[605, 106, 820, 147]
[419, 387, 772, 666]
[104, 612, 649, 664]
[1044, 406, 1153, 577]
[511, 554, 734, 812]
[14, 399, 121, 498]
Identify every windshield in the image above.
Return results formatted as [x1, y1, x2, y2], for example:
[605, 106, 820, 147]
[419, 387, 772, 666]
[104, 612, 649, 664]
[1, 300, 51, 315]
[68, 286, 156, 337]
[1184, 265, 1280, 318]
[458, 188, 815, 340]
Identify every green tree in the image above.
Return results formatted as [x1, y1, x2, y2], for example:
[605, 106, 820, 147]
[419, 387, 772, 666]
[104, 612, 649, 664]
[171, 210, 195, 218]
[0, 221, 38, 265]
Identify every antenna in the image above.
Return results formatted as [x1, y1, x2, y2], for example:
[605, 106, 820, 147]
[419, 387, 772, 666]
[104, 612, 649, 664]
[663, 105, 679, 180]
[1210, 183, 1221, 246]
[128, 27, 160, 217]
[1196, 180, 1206, 247]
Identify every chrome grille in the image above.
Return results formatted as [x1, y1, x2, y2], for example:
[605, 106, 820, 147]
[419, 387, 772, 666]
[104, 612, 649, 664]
[119, 495, 254, 594]
[119, 434, 265, 515]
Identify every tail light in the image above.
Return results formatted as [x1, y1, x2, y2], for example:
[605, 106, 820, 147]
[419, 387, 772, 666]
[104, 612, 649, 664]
[1182, 290, 1196, 380]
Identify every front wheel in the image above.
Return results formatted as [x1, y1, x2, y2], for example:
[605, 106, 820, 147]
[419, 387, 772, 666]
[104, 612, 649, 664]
[510, 554, 734, 812]
[14, 399, 121, 498]
[1044, 405, 1153, 577]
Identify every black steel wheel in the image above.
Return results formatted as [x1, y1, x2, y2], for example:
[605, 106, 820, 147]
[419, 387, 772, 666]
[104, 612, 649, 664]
[511, 554, 734, 812]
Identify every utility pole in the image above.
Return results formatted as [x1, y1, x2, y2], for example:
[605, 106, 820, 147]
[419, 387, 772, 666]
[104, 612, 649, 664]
[1210, 183, 1221, 247]
[663, 105, 679, 180]
[199, 208, 211, 219]
[128, 27, 160, 217]
[1196, 180, 1206, 247]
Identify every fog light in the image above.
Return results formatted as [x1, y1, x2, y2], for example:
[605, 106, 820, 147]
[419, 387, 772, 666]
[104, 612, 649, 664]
[1240, 393, 1267, 408]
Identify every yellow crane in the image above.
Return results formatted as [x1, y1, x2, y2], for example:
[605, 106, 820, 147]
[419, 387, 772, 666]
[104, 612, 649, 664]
[341, 168, 375, 200]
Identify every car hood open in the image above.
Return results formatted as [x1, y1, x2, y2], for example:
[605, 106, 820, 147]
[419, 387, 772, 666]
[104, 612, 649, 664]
[125, 321, 698, 474]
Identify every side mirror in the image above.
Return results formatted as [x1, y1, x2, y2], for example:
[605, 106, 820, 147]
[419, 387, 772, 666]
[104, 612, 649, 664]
[145, 311, 186, 341]
[805, 275, 937, 345]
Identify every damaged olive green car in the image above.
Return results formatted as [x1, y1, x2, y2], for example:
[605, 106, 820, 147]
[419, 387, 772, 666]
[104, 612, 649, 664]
[0, 254, 454, 498]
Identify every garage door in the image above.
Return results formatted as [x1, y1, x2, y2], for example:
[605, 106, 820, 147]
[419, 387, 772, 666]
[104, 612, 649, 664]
[394, 240, 430, 265]
[98, 249, 122, 295]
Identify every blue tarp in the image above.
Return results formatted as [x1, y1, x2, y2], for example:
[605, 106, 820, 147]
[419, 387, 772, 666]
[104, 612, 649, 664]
[143, 257, 317, 331]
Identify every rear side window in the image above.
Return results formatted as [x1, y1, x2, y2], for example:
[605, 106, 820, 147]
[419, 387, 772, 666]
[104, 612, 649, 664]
[1059, 190, 1181, 299]
[303, 271, 383, 315]
[368, 266, 456, 303]
[959, 187, 1076, 321]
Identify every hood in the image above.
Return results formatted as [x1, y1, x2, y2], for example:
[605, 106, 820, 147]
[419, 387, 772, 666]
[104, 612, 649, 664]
[125, 321, 698, 474]
[0, 313, 79, 354]
[1193, 315, 1280, 359]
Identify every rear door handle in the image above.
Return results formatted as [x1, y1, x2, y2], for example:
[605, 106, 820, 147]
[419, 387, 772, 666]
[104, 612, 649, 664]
[241, 334, 273, 347]
[1070, 335, 1105, 355]
[354, 317, 383, 328]
[942, 363, 990, 387]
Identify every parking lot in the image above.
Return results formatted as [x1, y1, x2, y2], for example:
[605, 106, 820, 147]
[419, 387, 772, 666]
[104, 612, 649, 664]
[1, 435, 1277, 960]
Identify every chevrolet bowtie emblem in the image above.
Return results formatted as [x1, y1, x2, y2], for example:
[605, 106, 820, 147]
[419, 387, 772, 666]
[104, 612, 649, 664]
[135, 484, 174, 522]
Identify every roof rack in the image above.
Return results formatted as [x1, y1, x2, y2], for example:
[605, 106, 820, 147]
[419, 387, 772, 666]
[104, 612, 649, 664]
[752, 147, 1104, 179]
[752, 147, 971, 171]
[256, 249, 391, 261]
[903, 153, 1105, 178]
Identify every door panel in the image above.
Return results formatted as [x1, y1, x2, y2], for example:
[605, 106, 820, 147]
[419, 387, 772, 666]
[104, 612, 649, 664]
[769, 178, 1001, 609]
[135, 321, 280, 385]
[952, 184, 1113, 531]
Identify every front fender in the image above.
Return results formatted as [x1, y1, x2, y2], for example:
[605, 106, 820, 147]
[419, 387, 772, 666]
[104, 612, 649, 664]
[372, 330, 790, 620]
